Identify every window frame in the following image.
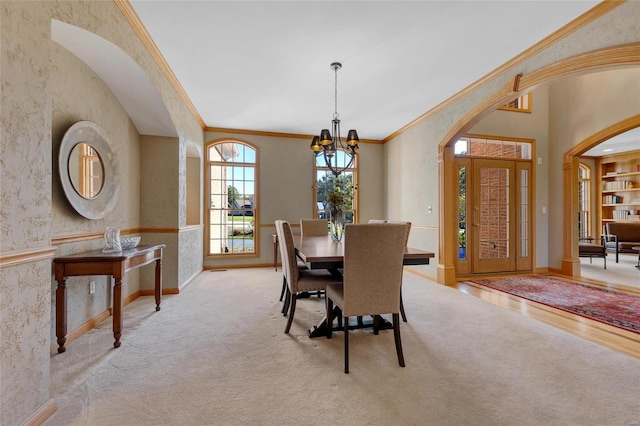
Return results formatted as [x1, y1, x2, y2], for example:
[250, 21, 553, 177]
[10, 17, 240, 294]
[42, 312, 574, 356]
[498, 93, 532, 113]
[313, 149, 359, 224]
[204, 139, 259, 259]
[578, 162, 591, 239]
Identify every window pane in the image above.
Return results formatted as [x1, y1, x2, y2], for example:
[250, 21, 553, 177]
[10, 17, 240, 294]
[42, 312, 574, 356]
[206, 142, 256, 256]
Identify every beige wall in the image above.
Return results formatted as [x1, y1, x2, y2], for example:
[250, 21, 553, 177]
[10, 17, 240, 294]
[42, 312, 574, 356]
[1, 0, 639, 424]
[383, 1, 640, 280]
[547, 67, 640, 269]
[50, 36, 144, 348]
[1, 1, 203, 424]
[203, 131, 384, 268]
[468, 86, 550, 268]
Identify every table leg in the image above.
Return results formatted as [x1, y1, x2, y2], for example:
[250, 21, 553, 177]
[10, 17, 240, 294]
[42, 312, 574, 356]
[55, 277, 67, 353]
[155, 258, 162, 311]
[113, 276, 123, 348]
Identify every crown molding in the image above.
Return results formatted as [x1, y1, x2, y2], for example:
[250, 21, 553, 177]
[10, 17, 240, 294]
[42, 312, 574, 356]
[114, 0, 205, 129]
[206, 127, 383, 144]
[382, 1, 624, 143]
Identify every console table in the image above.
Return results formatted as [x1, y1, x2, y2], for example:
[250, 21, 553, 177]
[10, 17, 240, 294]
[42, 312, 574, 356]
[54, 244, 165, 353]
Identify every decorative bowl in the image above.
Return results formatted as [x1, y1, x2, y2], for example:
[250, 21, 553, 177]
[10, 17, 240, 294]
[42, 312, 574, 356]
[120, 236, 141, 250]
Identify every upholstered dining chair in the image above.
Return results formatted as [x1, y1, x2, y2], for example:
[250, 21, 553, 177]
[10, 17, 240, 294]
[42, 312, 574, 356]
[300, 219, 329, 236]
[325, 223, 409, 374]
[276, 221, 309, 305]
[387, 220, 411, 322]
[276, 220, 336, 333]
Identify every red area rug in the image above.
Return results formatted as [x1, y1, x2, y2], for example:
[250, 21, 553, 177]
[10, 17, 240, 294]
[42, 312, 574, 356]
[469, 275, 640, 334]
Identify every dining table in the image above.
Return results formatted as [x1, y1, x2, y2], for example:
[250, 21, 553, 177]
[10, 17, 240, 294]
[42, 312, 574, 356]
[293, 235, 435, 338]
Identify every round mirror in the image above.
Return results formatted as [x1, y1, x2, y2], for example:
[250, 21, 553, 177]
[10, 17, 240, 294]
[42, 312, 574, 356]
[68, 143, 105, 199]
[59, 121, 120, 219]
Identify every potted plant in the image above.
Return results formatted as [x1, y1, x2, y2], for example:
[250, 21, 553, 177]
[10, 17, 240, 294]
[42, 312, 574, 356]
[326, 176, 355, 241]
[459, 229, 466, 259]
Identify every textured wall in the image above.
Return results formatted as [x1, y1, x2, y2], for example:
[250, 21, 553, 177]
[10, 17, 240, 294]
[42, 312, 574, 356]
[0, 1, 203, 424]
[384, 1, 640, 277]
[202, 131, 385, 269]
[49, 39, 143, 348]
[547, 68, 640, 269]
[468, 85, 550, 268]
[1, 2, 54, 424]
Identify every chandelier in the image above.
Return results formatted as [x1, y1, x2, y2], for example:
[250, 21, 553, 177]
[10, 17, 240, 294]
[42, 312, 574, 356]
[310, 62, 359, 176]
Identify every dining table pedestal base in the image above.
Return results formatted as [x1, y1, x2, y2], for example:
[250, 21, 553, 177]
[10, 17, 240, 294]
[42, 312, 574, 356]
[308, 309, 393, 338]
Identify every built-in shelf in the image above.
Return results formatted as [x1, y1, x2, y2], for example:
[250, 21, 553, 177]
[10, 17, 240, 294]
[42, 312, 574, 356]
[597, 151, 640, 228]
[602, 171, 640, 179]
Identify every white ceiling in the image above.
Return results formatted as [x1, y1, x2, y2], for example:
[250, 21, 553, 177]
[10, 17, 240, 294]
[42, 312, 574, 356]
[582, 127, 640, 157]
[128, 0, 603, 141]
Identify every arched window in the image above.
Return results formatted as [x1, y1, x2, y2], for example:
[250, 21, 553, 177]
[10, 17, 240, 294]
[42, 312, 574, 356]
[578, 163, 591, 239]
[205, 140, 258, 257]
[314, 150, 358, 224]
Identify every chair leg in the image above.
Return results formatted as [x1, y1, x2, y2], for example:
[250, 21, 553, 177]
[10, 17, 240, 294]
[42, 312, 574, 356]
[373, 315, 380, 335]
[344, 316, 349, 374]
[281, 287, 290, 315]
[326, 298, 334, 339]
[284, 294, 297, 333]
[279, 276, 286, 301]
[604, 252, 606, 269]
[400, 290, 407, 322]
[393, 313, 405, 368]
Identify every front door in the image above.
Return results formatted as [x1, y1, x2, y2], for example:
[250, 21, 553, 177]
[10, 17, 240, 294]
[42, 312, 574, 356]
[457, 158, 532, 274]
[472, 159, 516, 273]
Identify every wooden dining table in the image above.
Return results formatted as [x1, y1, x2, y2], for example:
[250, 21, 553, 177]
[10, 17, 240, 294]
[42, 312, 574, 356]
[293, 235, 434, 337]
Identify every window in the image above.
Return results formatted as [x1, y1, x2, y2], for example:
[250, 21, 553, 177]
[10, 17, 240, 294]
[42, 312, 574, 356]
[455, 136, 532, 160]
[578, 163, 591, 239]
[314, 150, 358, 224]
[205, 140, 257, 256]
[498, 93, 532, 113]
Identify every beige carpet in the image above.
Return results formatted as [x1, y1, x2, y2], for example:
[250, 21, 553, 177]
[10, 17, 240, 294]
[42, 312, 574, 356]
[580, 252, 640, 292]
[46, 268, 640, 426]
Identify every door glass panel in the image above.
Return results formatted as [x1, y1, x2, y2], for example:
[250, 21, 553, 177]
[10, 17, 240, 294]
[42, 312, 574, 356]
[520, 168, 529, 257]
[458, 165, 467, 259]
[479, 167, 510, 259]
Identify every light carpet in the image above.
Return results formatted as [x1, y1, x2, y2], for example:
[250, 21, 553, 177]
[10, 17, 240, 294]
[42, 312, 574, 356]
[45, 268, 640, 426]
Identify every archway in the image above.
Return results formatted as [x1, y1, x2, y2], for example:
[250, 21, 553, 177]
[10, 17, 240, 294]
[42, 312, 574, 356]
[437, 43, 640, 285]
[562, 115, 640, 276]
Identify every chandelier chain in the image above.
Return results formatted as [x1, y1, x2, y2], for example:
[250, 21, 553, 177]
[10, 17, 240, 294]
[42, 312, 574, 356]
[333, 65, 339, 120]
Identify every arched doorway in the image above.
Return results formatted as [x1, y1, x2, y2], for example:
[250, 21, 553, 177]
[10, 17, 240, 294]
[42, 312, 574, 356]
[562, 116, 640, 276]
[437, 43, 640, 285]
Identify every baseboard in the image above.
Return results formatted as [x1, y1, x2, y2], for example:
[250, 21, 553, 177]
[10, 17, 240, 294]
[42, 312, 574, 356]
[19, 398, 56, 426]
[534, 267, 550, 274]
[547, 267, 565, 276]
[405, 266, 437, 283]
[50, 291, 148, 354]
[51, 309, 112, 354]
[139, 287, 180, 296]
[203, 262, 275, 270]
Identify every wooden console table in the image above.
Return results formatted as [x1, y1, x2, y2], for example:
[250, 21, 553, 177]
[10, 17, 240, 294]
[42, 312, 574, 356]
[53, 244, 165, 353]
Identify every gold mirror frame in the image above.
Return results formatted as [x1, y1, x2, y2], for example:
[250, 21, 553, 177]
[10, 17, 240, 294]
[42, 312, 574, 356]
[59, 121, 120, 219]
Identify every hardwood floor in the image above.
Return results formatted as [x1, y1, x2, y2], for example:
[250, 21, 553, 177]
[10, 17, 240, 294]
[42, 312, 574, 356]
[453, 267, 640, 359]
